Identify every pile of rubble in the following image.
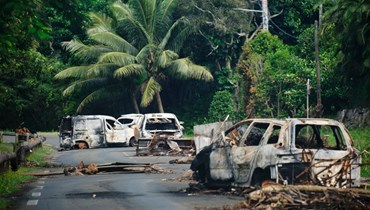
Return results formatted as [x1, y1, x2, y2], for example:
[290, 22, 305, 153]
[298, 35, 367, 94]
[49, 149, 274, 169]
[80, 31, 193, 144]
[237, 184, 370, 209]
[186, 182, 370, 209]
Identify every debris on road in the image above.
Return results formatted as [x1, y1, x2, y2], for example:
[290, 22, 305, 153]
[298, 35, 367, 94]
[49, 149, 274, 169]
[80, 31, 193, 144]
[136, 113, 195, 156]
[63, 161, 172, 176]
[186, 182, 370, 209]
[236, 184, 370, 209]
[136, 135, 195, 156]
[169, 156, 194, 164]
[163, 169, 195, 183]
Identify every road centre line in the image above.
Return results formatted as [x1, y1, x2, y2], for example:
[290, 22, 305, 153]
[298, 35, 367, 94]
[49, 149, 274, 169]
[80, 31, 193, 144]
[32, 192, 41, 197]
[27, 200, 38, 206]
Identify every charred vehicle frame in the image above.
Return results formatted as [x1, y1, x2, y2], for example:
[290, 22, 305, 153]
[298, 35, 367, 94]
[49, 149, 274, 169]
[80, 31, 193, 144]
[136, 113, 193, 155]
[191, 118, 361, 188]
[59, 115, 135, 149]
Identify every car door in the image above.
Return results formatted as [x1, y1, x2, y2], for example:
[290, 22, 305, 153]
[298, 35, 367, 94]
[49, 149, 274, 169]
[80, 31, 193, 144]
[105, 117, 131, 145]
[229, 122, 270, 184]
[208, 120, 252, 181]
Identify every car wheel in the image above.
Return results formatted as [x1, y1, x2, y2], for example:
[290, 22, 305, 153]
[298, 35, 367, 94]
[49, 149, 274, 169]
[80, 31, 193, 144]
[129, 137, 138, 147]
[251, 168, 270, 187]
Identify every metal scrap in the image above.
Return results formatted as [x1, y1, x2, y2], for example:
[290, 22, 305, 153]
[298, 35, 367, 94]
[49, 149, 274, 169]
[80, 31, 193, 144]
[135, 113, 195, 156]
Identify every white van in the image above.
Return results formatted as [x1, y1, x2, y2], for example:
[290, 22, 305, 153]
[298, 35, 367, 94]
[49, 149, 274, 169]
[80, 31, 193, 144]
[59, 115, 133, 149]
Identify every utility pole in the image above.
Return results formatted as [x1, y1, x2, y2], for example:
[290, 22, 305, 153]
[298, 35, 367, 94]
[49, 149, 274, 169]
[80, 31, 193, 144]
[234, 0, 269, 32]
[261, 0, 269, 31]
[314, 20, 323, 117]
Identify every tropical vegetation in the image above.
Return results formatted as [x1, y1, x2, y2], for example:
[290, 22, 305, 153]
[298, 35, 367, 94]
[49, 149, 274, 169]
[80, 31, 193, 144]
[55, 0, 213, 113]
[0, 0, 369, 132]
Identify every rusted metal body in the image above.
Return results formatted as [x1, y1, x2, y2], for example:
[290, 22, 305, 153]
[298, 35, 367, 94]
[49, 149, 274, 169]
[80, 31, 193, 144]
[191, 118, 361, 188]
[136, 113, 193, 155]
[59, 115, 134, 149]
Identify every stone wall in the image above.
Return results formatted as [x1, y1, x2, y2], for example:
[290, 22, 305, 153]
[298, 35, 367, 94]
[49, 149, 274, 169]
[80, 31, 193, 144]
[337, 108, 370, 128]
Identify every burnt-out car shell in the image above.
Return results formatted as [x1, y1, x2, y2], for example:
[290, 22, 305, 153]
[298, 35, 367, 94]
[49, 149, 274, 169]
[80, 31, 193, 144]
[59, 115, 132, 149]
[191, 118, 361, 188]
[140, 113, 184, 139]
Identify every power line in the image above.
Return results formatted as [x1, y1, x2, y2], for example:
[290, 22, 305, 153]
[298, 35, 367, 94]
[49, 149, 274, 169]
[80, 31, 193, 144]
[270, 19, 298, 39]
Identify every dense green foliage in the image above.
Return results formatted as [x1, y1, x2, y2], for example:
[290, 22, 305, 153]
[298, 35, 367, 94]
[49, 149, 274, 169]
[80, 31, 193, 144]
[0, 49, 66, 130]
[0, 0, 369, 131]
[206, 90, 236, 123]
[238, 32, 312, 117]
[55, 0, 213, 114]
[322, 0, 370, 106]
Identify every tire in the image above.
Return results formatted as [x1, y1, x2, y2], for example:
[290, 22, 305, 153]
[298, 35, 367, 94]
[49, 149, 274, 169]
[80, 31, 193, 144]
[129, 137, 138, 147]
[251, 168, 270, 187]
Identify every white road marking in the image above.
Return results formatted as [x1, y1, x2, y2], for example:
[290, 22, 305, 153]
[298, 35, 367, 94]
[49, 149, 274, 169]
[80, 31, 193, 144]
[32, 192, 41, 197]
[37, 181, 45, 184]
[27, 200, 38, 206]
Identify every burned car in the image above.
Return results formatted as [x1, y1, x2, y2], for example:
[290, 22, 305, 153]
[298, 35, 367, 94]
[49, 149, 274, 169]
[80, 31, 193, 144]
[117, 114, 144, 146]
[191, 118, 361, 188]
[59, 115, 134, 149]
[136, 113, 193, 155]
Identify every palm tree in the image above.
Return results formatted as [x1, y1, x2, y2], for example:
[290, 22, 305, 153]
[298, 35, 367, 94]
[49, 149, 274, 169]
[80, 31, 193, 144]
[55, 0, 213, 113]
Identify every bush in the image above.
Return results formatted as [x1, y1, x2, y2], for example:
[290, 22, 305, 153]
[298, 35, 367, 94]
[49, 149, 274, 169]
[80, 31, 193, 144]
[206, 90, 235, 123]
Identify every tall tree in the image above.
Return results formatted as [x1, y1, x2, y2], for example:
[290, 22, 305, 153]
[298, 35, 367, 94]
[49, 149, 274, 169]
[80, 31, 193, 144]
[268, 0, 318, 44]
[177, 0, 255, 70]
[322, 0, 370, 106]
[238, 32, 312, 118]
[0, 0, 51, 55]
[55, 0, 213, 113]
[175, 0, 255, 117]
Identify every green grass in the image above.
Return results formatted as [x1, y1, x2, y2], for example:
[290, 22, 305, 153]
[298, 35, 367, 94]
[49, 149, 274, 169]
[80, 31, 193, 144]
[26, 145, 55, 166]
[0, 143, 14, 152]
[0, 168, 34, 209]
[347, 126, 370, 177]
[0, 144, 56, 209]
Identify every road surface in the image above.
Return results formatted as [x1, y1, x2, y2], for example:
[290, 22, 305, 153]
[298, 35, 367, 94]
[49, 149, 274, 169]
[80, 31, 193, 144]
[12, 133, 243, 210]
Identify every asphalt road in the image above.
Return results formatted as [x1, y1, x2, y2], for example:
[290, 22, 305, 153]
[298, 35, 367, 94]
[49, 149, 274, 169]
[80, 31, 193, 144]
[12, 133, 244, 210]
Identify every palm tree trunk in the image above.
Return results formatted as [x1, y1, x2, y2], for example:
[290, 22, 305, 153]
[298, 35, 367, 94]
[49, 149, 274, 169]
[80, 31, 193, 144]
[155, 92, 164, 113]
[131, 91, 140, 113]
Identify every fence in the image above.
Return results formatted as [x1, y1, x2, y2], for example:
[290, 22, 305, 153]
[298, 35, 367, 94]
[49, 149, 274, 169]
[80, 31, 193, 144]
[0, 132, 44, 172]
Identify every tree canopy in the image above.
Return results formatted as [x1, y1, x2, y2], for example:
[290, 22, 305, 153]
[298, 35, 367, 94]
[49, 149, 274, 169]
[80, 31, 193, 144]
[0, 0, 369, 131]
[55, 0, 213, 113]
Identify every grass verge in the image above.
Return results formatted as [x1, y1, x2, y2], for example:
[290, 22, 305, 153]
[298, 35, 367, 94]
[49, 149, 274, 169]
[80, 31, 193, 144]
[0, 143, 14, 152]
[0, 144, 55, 209]
[348, 126, 370, 177]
